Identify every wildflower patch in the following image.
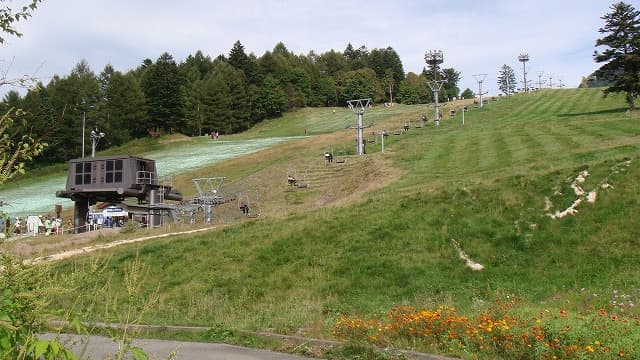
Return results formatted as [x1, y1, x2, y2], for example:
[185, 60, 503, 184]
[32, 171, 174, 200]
[333, 291, 640, 359]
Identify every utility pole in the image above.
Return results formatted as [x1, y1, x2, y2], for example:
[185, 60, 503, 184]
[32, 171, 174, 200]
[473, 74, 487, 108]
[548, 74, 554, 89]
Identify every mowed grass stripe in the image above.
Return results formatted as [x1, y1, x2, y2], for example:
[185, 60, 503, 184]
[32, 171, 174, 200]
[598, 116, 640, 137]
[486, 129, 513, 172]
[536, 122, 581, 153]
[563, 119, 617, 143]
[462, 134, 481, 170]
[518, 127, 549, 164]
[428, 128, 462, 176]
[531, 91, 568, 122]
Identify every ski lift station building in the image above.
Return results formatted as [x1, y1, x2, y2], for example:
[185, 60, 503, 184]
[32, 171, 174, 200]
[56, 155, 183, 231]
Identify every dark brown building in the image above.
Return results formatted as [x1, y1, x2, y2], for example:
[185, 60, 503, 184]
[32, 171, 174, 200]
[56, 155, 182, 232]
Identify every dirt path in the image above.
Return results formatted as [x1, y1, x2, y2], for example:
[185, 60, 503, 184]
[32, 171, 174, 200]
[26, 226, 216, 264]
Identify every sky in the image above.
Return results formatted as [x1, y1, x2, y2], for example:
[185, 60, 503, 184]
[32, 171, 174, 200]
[0, 0, 622, 98]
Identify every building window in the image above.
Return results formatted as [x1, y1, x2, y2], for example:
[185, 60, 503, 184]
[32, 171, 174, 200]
[75, 162, 92, 185]
[106, 159, 123, 183]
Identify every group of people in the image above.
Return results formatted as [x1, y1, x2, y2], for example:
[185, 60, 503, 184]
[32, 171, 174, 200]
[210, 131, 220, 140]
[86, 214, 125, 231]
[1, 214, 69, 237]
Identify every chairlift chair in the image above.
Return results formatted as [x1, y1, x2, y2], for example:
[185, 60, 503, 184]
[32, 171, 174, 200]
[324, 147, 334, 166]
[237, 191, 261, 218]
[334, 145, 347, 164]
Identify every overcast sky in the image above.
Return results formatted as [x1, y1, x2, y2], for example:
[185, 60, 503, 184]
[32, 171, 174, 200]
[1, 0, 618, 97]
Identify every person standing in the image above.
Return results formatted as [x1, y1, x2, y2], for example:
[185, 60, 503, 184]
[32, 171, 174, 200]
[44, 216, 52, 236]
[14, 217, 21, 234]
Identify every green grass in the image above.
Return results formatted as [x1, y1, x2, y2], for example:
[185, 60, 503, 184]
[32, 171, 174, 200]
[238, 105, 420, 139]
[40, 88, 640, 358]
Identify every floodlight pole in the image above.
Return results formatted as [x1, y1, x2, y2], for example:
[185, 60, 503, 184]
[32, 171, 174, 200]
[518, 53, 530, 94]
[425, 50, 444, 125]
[82, 112, 86, 158]
[90, 127, 105, 158]
[537, 71, 545, 90]
[473, 74, 487, 108]
[347, 98, 371, 156]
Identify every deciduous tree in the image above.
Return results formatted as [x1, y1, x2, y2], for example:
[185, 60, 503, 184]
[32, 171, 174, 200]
[460, 88, 475, 99]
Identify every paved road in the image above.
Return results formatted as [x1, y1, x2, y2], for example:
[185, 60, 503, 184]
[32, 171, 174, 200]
[42, 333, 317, 360]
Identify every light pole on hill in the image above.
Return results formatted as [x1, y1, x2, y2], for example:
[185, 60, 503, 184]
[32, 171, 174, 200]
[518, 53, 530, 94]
[425, 50, 445, 125]
[90, 127, 105, 157]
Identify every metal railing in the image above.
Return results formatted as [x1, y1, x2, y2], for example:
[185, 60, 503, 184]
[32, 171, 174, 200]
[136, 171, 157, 185]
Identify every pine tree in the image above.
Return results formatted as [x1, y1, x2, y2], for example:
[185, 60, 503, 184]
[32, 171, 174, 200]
[215, 62, 250, 132]
[343, 43, 369, 70]
[141, 52, 186, 134]
[201, 72, 232, 134]
[442, 68, 461, 99]
[256, 75, 286, 118]
[103, 72, 148, 143]
[497, 64, 517, 96]
[228, 40, 249, 72]
[593, 1, 640, 110]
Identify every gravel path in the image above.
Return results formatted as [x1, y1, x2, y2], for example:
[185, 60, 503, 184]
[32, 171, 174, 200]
[42, 333, 316, 360]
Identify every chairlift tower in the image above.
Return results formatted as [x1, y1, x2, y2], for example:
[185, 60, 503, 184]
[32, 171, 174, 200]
[473, 74, 487, 108]
[425, 50, 445, 125]
[347, 98, 371, 155]
[190, 177, 234, 224]
[518, 53, 530, 93]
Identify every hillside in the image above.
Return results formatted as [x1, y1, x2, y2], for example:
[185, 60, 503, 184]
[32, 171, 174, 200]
[27, 89, 640, 358]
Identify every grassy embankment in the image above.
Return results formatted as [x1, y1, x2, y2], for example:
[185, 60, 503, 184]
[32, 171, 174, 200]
[39, 89, 640, 358]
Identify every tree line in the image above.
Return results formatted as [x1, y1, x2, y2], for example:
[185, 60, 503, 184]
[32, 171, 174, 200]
[1, 41, 461, 166]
